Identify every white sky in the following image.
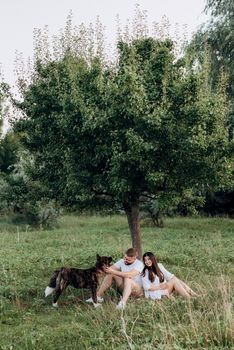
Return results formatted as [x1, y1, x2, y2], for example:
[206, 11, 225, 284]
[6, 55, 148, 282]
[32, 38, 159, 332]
[0, 0, 208, 87]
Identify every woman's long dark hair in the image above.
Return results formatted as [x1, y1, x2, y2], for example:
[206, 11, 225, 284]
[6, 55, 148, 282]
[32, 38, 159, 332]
[142, 252, 164, 283]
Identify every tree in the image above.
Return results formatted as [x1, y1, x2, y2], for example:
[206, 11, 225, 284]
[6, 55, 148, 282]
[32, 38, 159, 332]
[186, 0, 234, 136]
[0, 86, 4, 137]
[185, 0, 234, 216]
[0, 87, 19, 177]
[14, 33, 233, 256]
[0, 132, 20, 175]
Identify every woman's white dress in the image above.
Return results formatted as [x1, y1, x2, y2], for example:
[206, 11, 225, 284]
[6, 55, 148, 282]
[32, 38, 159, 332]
[141, 263, 174, 300]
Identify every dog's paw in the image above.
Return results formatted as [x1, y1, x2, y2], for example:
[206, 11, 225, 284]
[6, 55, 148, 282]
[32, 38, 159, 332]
[52, 302, 59, 308]
[86, 296, 104, 303]
[93, 303, 102, 308]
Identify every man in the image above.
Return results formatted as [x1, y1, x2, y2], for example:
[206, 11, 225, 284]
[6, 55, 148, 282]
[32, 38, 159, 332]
[86, 248, 144, 309]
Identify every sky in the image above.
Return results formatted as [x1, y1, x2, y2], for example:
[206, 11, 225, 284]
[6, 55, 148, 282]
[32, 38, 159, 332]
[0, 0, 208, 88]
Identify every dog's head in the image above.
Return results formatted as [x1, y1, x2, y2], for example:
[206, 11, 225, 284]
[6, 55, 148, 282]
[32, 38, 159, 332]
[95, 254, 112, 272]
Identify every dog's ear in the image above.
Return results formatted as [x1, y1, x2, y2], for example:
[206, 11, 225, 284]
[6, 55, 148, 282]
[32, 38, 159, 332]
[108, 257, 113, 262]
[96, 254, 101, 260]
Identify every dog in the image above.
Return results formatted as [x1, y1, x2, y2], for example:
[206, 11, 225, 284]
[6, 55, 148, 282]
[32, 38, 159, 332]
[45, 254, 112, 307]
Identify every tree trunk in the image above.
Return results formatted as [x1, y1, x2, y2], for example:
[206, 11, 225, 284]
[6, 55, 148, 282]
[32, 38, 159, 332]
[124, 199, 142, 259]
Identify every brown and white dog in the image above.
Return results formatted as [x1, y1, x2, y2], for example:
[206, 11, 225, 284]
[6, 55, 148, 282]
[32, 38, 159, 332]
[45, 254, 112, 307]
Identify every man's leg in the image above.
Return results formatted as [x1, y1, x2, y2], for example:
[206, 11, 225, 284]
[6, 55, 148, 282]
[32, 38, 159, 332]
[116, 279, 143, 309]
[121, 278, 133, 303]
[97, 274, 123, 297]
[86, 274, 123, 303]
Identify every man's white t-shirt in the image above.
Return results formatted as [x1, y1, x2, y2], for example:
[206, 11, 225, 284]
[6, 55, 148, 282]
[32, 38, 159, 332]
[114, 258, 144, 286]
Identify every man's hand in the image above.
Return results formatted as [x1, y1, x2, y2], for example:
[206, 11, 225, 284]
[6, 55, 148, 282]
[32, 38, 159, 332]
[105, 266, 116, 274]
[104, 265, 139, 279]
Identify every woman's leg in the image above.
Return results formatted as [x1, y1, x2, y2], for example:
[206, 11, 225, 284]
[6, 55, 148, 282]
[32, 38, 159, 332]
[165, 278, 191, 299]
[176, 278, 199, 296]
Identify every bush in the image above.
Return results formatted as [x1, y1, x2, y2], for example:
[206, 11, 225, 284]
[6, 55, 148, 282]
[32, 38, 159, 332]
[0, 174, 61, 228]
[10, 200, 61, 229]
[140, 191, 205, 226]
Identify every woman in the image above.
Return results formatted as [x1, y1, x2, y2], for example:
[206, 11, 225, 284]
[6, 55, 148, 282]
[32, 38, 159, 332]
[141, 252, 198, 300]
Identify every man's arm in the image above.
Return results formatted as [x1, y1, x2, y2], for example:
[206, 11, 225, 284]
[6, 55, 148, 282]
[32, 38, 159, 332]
[105, 266, 140, 279]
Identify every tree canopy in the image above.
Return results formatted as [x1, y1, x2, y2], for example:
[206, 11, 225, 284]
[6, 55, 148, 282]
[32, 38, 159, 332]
[15, 32, 233, 255]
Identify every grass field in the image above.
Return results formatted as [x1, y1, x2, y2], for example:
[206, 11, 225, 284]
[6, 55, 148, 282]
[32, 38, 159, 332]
[0, 215, 233, 350]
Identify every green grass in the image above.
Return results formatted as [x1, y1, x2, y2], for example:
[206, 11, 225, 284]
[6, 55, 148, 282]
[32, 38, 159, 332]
[0, 215, 233, 349]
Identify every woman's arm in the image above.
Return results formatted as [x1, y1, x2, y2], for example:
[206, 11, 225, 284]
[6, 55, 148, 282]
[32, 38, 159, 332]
[158, 263, 174, 281]
[148, 283, 168, 291]
[142, 272, 168, 291]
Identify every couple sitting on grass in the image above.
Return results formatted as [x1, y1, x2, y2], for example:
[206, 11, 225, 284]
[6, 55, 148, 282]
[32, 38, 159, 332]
[86, 248, 198, 310]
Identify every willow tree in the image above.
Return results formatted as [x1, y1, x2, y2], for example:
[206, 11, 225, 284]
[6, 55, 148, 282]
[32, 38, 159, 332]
[15, 18, 232, 256]
[186, 0, 234, 137]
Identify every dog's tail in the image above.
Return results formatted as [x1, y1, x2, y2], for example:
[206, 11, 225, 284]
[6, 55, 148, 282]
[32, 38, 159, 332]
[45, 268, 69, 297]
[45, 269, 60, 297]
